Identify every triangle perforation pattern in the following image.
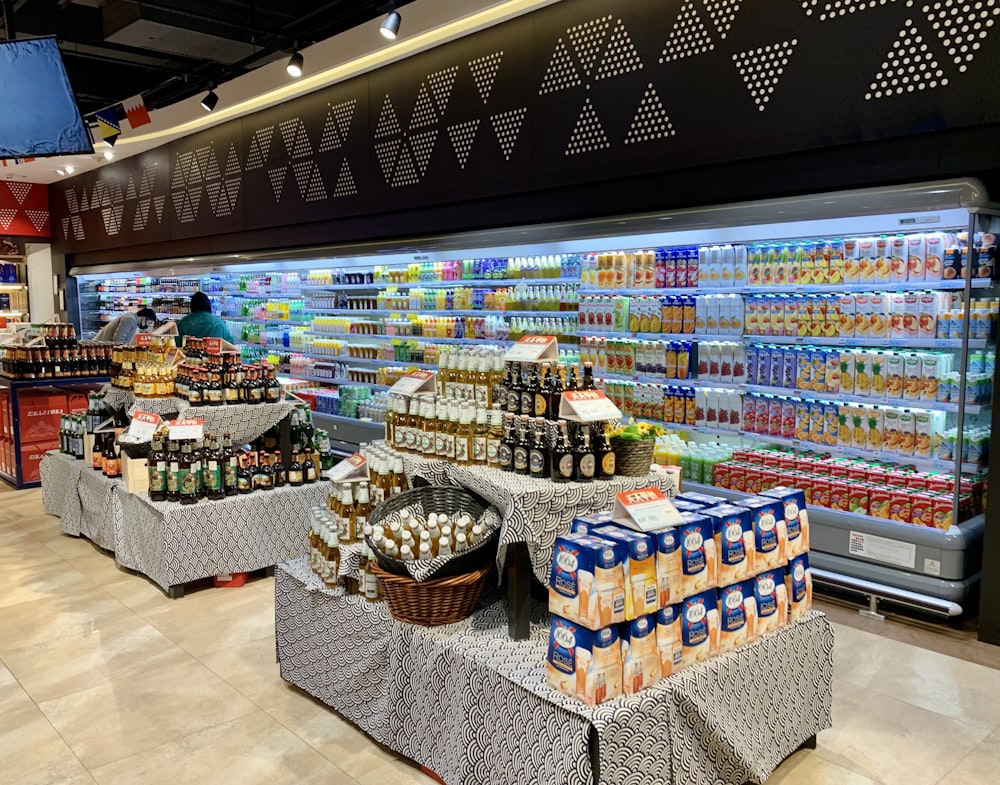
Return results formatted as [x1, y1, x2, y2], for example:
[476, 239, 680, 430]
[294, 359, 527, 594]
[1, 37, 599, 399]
[469, 51, 504, 104]
[661, 0, 715, 62]
[447, 119, 480, 170]
[319, 108, 342, 152]
[268, 167, 288, 203]
[332, 99, 357, 143]
[80, 189, 90, 212]
[139, 164, 155, 198]
[133, 199, 151, 232]
[802, 0, 897, 21]
[152, 195, 165, 223]
[568, 15, 612, 77]
[246, 126, 274, 170]
[392, 143, 421, 188]
[426, 66, 460, 115]
[595, 19, 644, 80]
[6, 182, 32, 204]
[923, 0, 999, 72]
[409, 129, 438, 177]
[375, 138, 402, 183]
[565, 97, 610, 155]
[225, 144, 242, 178]
[64, 190, 79, 215]
[865, 20, 947, 99]
[375, 96, 403, 139]
[25, 210, 48, 232]
[61, 217, 71, 239]
[702, 0, 741, 38]
[732, 39, 798, 111]
[0, 209, 15, 231]
[70, 215, 84, 240]
[491, 107, 527, 160]
[333, 159, 358, 198]
[125, 176, 137, 200]
[626, 83, 676, 144]
[410, 83, 438, 130]
[538, 37, 581, 94]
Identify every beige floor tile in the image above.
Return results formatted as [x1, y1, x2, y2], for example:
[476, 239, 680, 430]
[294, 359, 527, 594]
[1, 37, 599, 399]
[355, 759, 442, 785]
[139, 583, 276, 657]
[197, 635, 286, 703]
[765, 749, 880, 785]
[0, 586, 138, 655]
[937, 729, 1000, 785]
[0, 562, 98, 609]
[89, 710, 356, 785]
[37, 657, 258, 769]
[834, 626, 1000, 729]
[3, 618, 190, 703]
[0, 700, 91, 785]
[101, 573, 175, 614]
[814, 679, 994, 785]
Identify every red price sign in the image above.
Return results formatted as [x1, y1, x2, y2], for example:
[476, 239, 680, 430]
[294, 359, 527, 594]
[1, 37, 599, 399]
[329, 452, 369, 482]
[127, 411, 161, 440]
[559, 390, 622, 422]
[390, 370, 436, 395]
[168, 418, 205, 440]
[503, 335, 558, 363]
[612, 486, 683, 532]
[204, 337, 223, 355]
[135, 333, 153, 347]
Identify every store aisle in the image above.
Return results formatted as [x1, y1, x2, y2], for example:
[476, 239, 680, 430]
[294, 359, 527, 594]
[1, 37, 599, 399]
[0, 488, 998, 785]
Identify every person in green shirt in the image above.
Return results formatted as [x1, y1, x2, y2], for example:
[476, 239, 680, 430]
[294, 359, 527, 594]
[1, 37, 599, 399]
[176, 292, 234, 344]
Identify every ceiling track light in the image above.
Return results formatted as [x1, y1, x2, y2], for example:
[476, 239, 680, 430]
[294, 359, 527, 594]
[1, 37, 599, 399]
[201, 88, 219, 113]
[380, 9, 401, 40]
[286, 48, 304, 78]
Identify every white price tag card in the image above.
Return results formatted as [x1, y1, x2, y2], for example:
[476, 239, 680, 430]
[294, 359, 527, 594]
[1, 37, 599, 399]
[168, 418, 204, 441]
[389, 370, 437, 396]
[127, 412, 161, 441]
[559, 390, 622, 422]
[612, 487, 684, 532]
[326, 452, 369, 482]
[503, 335, 559, 363]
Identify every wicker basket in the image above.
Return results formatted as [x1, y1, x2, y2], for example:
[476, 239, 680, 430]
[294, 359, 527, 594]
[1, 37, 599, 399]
[611, 436, 655, 477]
[372, 563, 492, 626]
[368, 485, 499, 579]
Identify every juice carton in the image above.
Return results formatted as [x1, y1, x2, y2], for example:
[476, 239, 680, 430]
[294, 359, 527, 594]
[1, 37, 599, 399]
[931, 496, 953, 530]
[897, 409, 916, 456]
[839, 351, 855, 394]
[869, 487, 892, 518]
[890, 235, 909, 282]
[783, 296, 799, 337]
[854, 294, 871, 337]
[773, 245, 789, 286]
[907, 233, 927, 281]
[809, 297, 824, 338]
[546, 617, 623, 705]
[794, 400, 811, 441]
[783, 348, 798, 389]
[823, 295, 840, 338]
[903, 294, 920, 338]
[719, 580, 758, 654]
[652, 527, 681, 608]
[656, 605, 683, 677]
[849, 484, 870, 515]
[903, 354, 922, 401]
[733, 343, 747, 384]
[882, 407, 900, 452]
[869, 294, 889, 338]
[844, 237, 861, 283]
[743, 298, 758, 336]
[734, 245, 748, 288]
[866, 406, 885, 451]
[620, 615, 660, 695]
[708, 342, 722, 380]
[761, 246, 776, 287]
[766, 346, 783, 387]
[885, 353, 904, 399]
[911, 492, 935, 526]
[828, 480, 851, 512]
[796, 349, 811, 391]
[549, 534, 627, 630]
[593, 526, 659, 620]
[800, 244, 816, 285]
[854, 351, 871, 396]
[767, 397, 783, 436]
[785, 554, 813, 624]
[925, 231, 946, 280]
[890, 488, 912, 522]
[705, 389, 719, 427]
[736, 496, 788, 571]
[889, 293, 907, 338]
[811, 478, 831, 508]
[859, 236, 877, 283]
[675, 514, 718, 599]
[703, 504, 755, 586]
[752, 570, 789, 636]
[870, 351, 887, 398]
[720, 245, 735, 287]
[874, 235, 892, 282]
[920, 354, 943, 401]
[838, 295, 856, 336]
[720, 342, 735, 383]
[914, 410, 935, 458]
[705, 295, 720, 335]
[810, 349, 827, 393]
[918, 292, 939, 338]
[680, 590, 721, 669]
[762, 487, 810, 557]
[824, 402, 840, 447]
[809, 402, 826, 445]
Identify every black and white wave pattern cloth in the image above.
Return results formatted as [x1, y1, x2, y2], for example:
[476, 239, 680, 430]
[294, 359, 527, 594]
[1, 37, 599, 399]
[276, 558, 833, 785]
[41, 451, 120, 550]
[399, 452, 680, 583]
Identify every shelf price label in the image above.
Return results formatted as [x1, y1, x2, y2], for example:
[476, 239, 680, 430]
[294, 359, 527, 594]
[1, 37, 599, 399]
[204, 337, 223, 355]
[503, 335, 559, 363]
[389, 370, 437, 396]
[559, 390, 623, 422]
[168, 417, 204, 441]
[127, 411, 161, 441]
[135, 333, 153, 347]
[327, 452, 368, 482]
[612, 487, 684, 533]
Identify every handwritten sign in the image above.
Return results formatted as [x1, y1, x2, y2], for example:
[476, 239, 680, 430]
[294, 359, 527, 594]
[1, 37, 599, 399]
[503, 335, 559, 363]
[612, 487, 684, 532]
[168, 417, 204, 441]
[127, 412, 161, 441]
[389, 370, 437, 396]
[559, 390, 622, 422]
[327, 452, 369, 482]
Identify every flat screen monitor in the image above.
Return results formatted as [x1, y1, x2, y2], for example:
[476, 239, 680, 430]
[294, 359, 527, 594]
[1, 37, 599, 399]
[0, 37, 93, 159]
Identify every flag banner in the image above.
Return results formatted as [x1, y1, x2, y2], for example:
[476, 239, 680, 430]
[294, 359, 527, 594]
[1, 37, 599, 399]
[95, 107, 121, 144]
[123, 94, 151, 129]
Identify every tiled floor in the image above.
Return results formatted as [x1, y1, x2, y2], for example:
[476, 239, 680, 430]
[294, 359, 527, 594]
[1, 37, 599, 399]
[1, 486, 999, 785]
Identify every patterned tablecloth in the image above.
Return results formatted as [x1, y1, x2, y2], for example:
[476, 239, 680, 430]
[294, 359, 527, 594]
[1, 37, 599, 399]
[102, 385, 295, 445]
[276, 558, 834, 785]
[40, 451, 121, 550]
[112, 482, 326, 591]
[400, 453, 681, 583]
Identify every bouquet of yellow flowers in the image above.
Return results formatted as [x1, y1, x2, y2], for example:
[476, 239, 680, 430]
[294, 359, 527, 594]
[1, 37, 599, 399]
[605, 419, 667, 442]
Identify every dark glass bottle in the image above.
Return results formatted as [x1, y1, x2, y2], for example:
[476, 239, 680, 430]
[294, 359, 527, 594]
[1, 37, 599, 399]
[506, 362, 522, 416]
[529, 417, 549, 479]
[582, 362, 597, 391]
[204, 435, 226, 500]
[166, 439, 181, 502]
[272, 451, 287, 488]
[534, 364, 550, 418]
[567, 365, 580, 391]
[288, 449, 304, 486]
[204, 372, 223, 406]
[548, 362, 565, 421]
[594, 424, 616, 480]
[236, 454, 253, 494]
[148, 436, 167, 502]
[264, 365, 281, 403]
[187, 370, 204, 405]
[550, 420, 574, 483]
[254, 450, 274, 491]
[179, 441, 198, 504]
[302, 447, 317, 484]
[520, 365, 536, 416]
[497, 361, 511, 411]
[499, 412, 516, 472]
[248, 367, 265, 404]
[513, 415, 531, 476]
[222, 433, 239, 496]
[573, 424, 595, 483]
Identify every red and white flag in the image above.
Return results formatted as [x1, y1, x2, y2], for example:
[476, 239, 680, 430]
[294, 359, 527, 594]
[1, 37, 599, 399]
[123, 94, 151, 129]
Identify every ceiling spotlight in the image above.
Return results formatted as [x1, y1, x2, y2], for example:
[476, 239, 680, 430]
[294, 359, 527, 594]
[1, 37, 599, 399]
[64, 165, 75, 174]
[104, 150, 114, 160]
[201, 89, 219, 112]
[56, 169, 65, 176]
[380, 10, 401, 39]
[286, 50, 304, 78]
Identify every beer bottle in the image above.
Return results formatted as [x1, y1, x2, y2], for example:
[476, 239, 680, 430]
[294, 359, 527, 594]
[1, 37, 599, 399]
[573, 424, 596, 483]
[506, 362, 523, 416]
[148, 435, 167, 501]
[548, 363, 565, 421]
[499, 412, 516, 472]
[355, 483, 373, 534]
[513, 415, 531, 475]
[302, 447, 317, 484]
[222, 433, 239, 496]
[236, 453, 254, 494]
[535, 364, 551, 418]
[272, 451, 287, 488]
[341, 485, 357, 543]
[582, 361, 597, 391]
[179, 441, 198, 504]
[550, 420, 574, 483]
[595, 424, 616, 480]
[166, 439, 181, 502]
[391, 456, 408, 496]
[288, 450, 304, 486]
[520, 364, 536, 416]
[472, 408, 488, 466]
[529, 417, 549, 479]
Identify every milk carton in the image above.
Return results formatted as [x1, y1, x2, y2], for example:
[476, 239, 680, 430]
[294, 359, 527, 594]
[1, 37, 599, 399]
[549, 534, 627, 629]
[761, 486, 810, 557]
[675, 513, 718, 599]
[736, 496, 788, 572]
[719, 580, 758, 654]
[752, 569, 789, 637]
[620, 615, 660, 694]
[546, 617, 623, 705]
[593, 525, 659, 619]
[702, 504, 755, 586]
[680, 590, 721, 669]
[785, 554, 813, 624]
[656, 605, 683, 677]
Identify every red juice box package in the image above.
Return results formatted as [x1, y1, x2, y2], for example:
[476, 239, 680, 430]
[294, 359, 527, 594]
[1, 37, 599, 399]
[656, 604, 683, 677]
[620, 614, 660, 695]
[680, 589, 721, 669]
[785, 554, 813, 623]
[753, 569, 789, 636]
[735, 496, 788, 571]
[593, 525, 659, 619]
[718, 580, 758, 654]
[761, 486, 810, 558]
[676, 513, 718, 600]
[549, 534, 627, 629]
[702, 504, 755, 586]
[546, 616, 623, 706]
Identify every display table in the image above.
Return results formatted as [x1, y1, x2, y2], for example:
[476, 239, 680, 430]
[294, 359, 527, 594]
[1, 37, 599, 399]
[275, 558, 834, 785]
[40, 450, 324, 597]
[399, 452, 680, 638]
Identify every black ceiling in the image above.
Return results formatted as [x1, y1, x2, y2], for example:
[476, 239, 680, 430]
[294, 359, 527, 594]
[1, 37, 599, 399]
[1, 0, 416, 116]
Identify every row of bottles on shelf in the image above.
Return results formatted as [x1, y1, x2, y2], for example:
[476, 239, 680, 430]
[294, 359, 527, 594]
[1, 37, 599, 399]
[653, 435, 734, 485]
[305, 255, 582, 287]
[294, 385, 384, 419]
[2, 343, 111, 381]
[89, 276, 201, 294]
[217, 298, 307, 321]
[309, 314, 579, 341]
